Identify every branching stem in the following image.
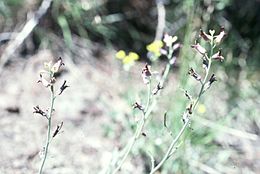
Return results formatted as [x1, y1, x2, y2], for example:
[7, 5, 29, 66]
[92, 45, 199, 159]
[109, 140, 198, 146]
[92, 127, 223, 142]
[111, 43, 175, 174]
[38, 86, 56, 174]
[149, 42, 215, 174]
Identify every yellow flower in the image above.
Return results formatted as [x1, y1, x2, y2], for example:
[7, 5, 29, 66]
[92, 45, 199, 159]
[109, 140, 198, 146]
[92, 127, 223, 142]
[197, 104, 206, 114]
[146, 40, 163, 57]
[123, 55, 134, 65]
[116, 50, 139, 69]
[116, 50, 126, 59]
[128, 52, 139, 60]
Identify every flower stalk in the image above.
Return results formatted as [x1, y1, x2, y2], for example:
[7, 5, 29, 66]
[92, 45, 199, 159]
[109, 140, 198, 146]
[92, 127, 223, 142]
[38, 87, 55, 174]
[149, 28, 226, 173]
[110, 34, 178, 174]
[34, 58, 68, 174]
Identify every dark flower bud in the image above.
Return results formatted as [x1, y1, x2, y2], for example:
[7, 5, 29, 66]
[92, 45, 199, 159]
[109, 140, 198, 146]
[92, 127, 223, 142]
[142, 64, 152, 84]
[186, 103, 193, 114]
[141, 132, 147, 137]
[133, 102, 144, 111]
[200, 29, 212, 41]
[33, 105, 48, 119]
[183, 90, 192, 100]
[50, 77, 56, 84]
[188, 68, 201, 81]
[52, 122, 63, 138]
[59, 80, 69, 95]
[204, 74, 217, 91]
[212, 50, 224, 62]
[202, 58, 209, 70]
[152, 83, 163, 95]
[209, 74, 217, 85]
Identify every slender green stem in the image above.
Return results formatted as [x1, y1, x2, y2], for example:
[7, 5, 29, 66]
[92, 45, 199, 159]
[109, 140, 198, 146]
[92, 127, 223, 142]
[38, 87, 55, 174]
[149, 119, 189, 174]
[111, 45, 175, 173]
[144, 80, 151, 113]
[112, 81, 151, 174]
[149, 43, 215, 174]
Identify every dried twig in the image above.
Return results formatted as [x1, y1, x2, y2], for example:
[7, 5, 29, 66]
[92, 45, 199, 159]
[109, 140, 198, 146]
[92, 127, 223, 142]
[0, 0, 53, 75]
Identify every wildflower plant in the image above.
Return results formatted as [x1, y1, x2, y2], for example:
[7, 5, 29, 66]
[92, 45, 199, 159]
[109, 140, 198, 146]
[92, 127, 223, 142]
[34, 57, 68, 174]
[109, 27, 226, 173]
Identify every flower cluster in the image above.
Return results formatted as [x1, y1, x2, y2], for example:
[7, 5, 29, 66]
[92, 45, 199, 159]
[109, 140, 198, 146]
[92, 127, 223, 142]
[147, 34, 179, 62]
[146, 40, 163, 57]
[191, 27, 226, 61]
[116, 50, 139, 70]
[185, 27, 226, 122]
[37, 57, 69, 95]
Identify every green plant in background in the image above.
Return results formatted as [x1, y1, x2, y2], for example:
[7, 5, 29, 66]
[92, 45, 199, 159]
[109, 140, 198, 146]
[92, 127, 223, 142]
[33, 58, 69, 174]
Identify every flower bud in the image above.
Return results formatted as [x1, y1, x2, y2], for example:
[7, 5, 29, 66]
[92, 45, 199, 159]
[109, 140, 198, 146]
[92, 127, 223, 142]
[188, 68, 201, 81]
[44, 61, 52, 71]
[191, 43, 206, 55]
[133, 102, 144, 111]
[52, 122, 63, 138]
[59, 80, 69, 95]
[51, 57, 64, 73]
[200, 29, 212, 41]
[115, 50, 126, 59]
[186, 103, 193, 114]
[152, 83, 163, 95]
[38, 74, 50, 87]
[202, 58, 209, 70]
[214, 27, 226, 44]
[163, 33, 178, 47]
[204, 74, 217, 91]
[209, 74, 217, 85]
[212, 50, 224, 62]
[142, 64, 152, 84]
[33, 105, 47, 118]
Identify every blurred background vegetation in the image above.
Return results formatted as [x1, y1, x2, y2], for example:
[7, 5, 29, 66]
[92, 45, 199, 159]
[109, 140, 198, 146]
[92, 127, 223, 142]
[0, 0, 259, 173]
